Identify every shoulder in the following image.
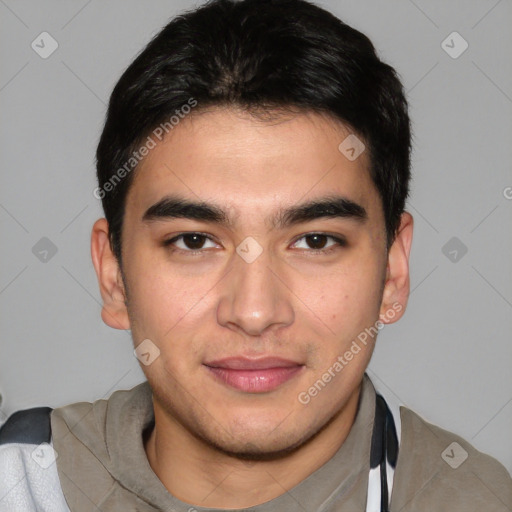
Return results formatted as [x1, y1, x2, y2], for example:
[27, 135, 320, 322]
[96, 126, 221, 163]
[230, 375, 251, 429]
[50, 381, 151, 444]
[0, 407, 70, 512]
[390, 406, 512, 511]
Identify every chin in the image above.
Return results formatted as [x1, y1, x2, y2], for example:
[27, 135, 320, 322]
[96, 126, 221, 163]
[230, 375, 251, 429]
[198, 412, 327, 461]
[205, 428, 311, 461]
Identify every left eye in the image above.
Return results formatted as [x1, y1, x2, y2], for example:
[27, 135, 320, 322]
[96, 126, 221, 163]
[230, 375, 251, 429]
[292, 233, 345, 252]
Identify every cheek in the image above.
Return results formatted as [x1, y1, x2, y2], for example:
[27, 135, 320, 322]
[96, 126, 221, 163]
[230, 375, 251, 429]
[124, 252, 220, 374]
[295, 256, 384, 334]
[130, 274, 203, 336]
[123, 247, 199, 339]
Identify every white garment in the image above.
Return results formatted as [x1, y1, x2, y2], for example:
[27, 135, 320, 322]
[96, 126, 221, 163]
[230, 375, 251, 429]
[0, 440, 70, 512]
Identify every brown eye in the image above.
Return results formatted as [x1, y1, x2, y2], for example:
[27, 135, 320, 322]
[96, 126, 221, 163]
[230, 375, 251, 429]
[163, 233, 218, 252]
[180, 234, 207, 250]
[292, 233, 346, 253]
[305, 234, 329, 249]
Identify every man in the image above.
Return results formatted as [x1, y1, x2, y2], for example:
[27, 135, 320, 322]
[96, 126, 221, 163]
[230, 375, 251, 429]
[1, 0, 510, 510]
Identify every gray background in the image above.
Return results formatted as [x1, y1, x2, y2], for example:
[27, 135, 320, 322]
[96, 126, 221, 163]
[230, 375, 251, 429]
[1, 0, 511, 474]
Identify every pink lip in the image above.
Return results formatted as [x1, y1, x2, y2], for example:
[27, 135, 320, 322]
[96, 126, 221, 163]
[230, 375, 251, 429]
[203, 357, 304, 392]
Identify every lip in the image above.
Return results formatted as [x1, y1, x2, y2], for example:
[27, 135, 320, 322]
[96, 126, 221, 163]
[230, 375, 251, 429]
[204, 356, 302, 370]
[203, 357, 304, 392]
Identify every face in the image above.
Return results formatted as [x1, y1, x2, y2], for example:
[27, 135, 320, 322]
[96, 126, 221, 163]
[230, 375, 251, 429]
[92, 107, 412, 456]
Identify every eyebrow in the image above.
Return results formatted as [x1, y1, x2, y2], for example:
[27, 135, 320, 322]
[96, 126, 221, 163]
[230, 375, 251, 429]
[141, 194, 367, 229]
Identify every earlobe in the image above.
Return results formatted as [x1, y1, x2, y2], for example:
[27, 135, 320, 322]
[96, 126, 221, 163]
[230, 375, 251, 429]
[90, 218, 131, 330]
[379, 212, 413, 324]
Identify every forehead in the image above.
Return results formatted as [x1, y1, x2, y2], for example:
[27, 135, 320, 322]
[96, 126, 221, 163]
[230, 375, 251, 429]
[125, 107, 380, 224]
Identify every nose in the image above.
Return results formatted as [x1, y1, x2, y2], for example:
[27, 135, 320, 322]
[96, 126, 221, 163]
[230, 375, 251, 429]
[216, 244, 295, 337]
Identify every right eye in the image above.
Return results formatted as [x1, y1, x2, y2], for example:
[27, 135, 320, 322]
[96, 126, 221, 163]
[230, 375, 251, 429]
[162, 232, 220, 254]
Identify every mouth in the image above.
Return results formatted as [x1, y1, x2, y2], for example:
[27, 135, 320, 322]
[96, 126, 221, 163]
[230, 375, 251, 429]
[203, 356, 305, 393]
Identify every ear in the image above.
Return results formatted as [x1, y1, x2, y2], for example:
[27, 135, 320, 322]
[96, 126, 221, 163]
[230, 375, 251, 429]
[90, 218, 130, 330]
[379, 212, 413, 324]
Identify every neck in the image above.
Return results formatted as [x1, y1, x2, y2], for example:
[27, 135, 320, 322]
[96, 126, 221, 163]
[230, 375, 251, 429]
[144, 382, 362, 509]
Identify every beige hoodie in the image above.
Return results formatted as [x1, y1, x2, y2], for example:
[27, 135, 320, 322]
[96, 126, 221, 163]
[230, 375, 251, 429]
[50, 374, 512, 511]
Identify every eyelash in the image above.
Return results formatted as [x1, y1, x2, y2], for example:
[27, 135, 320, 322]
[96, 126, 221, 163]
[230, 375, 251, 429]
[162, 232, 347, 256]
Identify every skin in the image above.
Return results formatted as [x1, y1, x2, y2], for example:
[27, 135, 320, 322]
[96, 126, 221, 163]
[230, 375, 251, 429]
[91, 106, 413, 509]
